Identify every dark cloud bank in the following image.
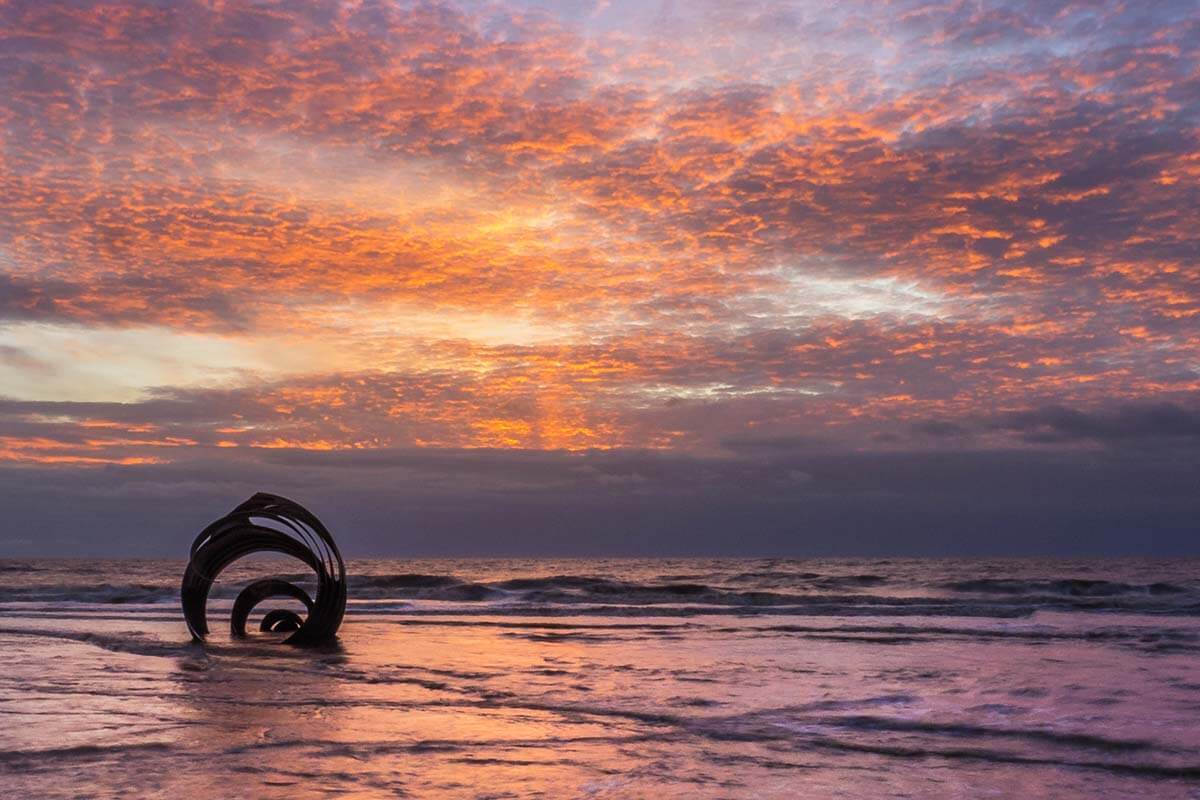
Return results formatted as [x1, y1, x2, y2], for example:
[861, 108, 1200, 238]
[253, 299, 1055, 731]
[2, 433, 1195, 558]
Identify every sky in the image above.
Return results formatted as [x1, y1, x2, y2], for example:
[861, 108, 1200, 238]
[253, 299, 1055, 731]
[0, 0, 1197, 557]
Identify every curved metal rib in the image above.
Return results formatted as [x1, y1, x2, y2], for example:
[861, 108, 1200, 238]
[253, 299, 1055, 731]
[259, 609, 305, 633]
[181, 493, 347, 646]
[230, 578, 314, 637]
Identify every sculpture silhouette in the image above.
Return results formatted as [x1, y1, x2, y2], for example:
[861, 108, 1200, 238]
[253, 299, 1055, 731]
[181, 493, 346, 646]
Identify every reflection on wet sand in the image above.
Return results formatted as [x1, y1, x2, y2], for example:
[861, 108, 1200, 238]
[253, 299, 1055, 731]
[4, 559, 1200, 798]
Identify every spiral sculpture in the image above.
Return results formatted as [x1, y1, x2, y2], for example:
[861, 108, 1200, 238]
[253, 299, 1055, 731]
[181, 493, 347, 646]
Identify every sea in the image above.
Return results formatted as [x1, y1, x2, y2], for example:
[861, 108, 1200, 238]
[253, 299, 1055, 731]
[2, 557, 1200, 798]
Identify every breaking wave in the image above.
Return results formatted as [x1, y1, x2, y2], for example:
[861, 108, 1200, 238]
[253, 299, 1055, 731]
[2, 563, 1198, 618]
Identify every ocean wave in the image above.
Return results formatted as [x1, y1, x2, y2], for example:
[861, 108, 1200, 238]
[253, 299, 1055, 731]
[354, 574, 823, 606]
[2, 567, 1197, 618]
[812, 574, 889, 589]
[0, 562, 47, 573]
[0, 583, 181, 605]
[727, 570, 822, 581]
[355, 573, 462, 589]
[943, 578, 1188, 597]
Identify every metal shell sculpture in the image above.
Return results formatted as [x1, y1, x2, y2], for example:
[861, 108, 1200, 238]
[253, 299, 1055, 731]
[182, 493, 346, 646]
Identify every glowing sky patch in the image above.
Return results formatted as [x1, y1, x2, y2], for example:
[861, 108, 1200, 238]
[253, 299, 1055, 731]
[0, 0, 1196, 514]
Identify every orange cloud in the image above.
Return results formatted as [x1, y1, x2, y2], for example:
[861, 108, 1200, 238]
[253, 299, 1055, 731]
[0, 0, 1196, 466]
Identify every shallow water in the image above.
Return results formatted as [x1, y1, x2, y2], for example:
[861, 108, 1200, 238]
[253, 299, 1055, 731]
[2, 558, 1200, 798]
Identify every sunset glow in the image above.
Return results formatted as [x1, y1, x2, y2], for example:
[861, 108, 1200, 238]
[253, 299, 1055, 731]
[1, 0, 1197, 554]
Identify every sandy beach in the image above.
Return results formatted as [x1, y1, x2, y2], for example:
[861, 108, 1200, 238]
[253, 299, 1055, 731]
[3, 558, 1200, 798]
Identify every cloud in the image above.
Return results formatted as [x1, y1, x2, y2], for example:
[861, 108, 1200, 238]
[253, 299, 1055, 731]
[0, 0, 1198, 551]
[996, 402, 1200, 443]
[911, 420, 967, 438]
[0, 0, 1195, 334]
[1, 442, 1196, 556]
[0, 343, 52, 374]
